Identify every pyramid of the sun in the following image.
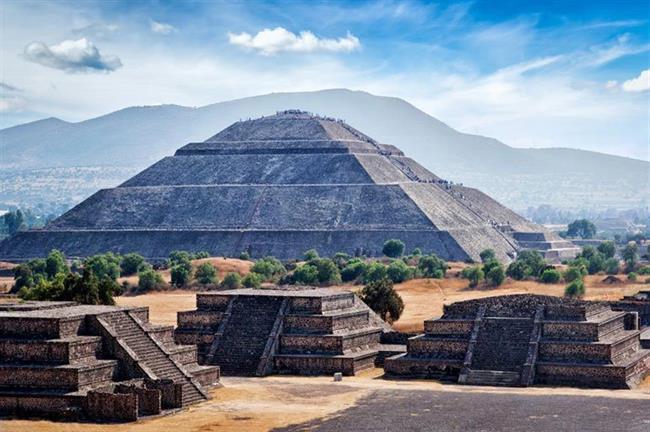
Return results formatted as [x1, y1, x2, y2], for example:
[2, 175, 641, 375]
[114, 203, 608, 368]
[0, 110, 578, 262]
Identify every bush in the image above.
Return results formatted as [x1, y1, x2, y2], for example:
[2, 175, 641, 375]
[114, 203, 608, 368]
[567, 219, 596, 239]
[638, 266, 650, 275]
[221, 272, 242, 290]
[138, 268, 164, 292]
[120, 253, 146, 276]
[387, 260, 413, 283]
[315, 259, 341, 285]
[417, 254, 447, 278]
[18, 268, 116, 305]
[341, 260, 367, 282]
[363, 262, 388, 284]
[195, 262, 218, 285]
[563, 266, 585, 283]
[45, 249, 68, 279]
[479, 249, 496, 263]
[604, 258, 620, 275]
[382, 239, 405, 258]
[359, 278, 404, 323]
[251, 256, 286, 281]
[516, 250, 546, 278]
[170, 265, 191, 287]
[411, 248, 422, 256]
[193, 251, 210, 259]
[239, 251, 251, 260]
[332, 252, 351, 269]
[485, 263, 506, 287]
[461, 266, 484, 288]
[628, 272, 638, 282]
[169, 250, 193, 270]
[292, 264, 319, 285]
[506, 260, 530, 280]
[303, 249, 319, 261]
[242, 272, 262, 288]
[564, 279, 585, 298]
[622, 242, 639, 272]
[83, 253, 121, 281]
[540, 268, 561, 284]
[597, 241, 616, 259]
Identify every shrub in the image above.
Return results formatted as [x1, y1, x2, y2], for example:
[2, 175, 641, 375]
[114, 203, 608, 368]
[341, 260, 367, 282]
[564, 279, 585, 298]
[362, 262, 389, 284]
[506, 260, 530, 281]
[359, 278, 404, 323]
[315, 259, 341, 285]
[638, 266, 650, 275]
[597, 241, 616, 259]
[461, 266, 484, 288]
[239, 251, 251, 261]
[193, 251, 210, 259]
[45, 249, 68, 279]
[83, 253, 121, 281]
[242, 272, 262, 288]
[303, 249, 319, 261]
[417, 254, 447, 278]
[479, 249, 496, 263]
[195, 262, 218, 285]
[332, 252, 350, 269]
[251, 256, 286, 281]
[516, 250, 546, 278]
[622, 242, 639, 272]
[170, 265, 191, 287]
[221, 272, 242, 290]
[387, 260, 412, 283]
[604, 258, 620, 275]
[120, 253, 146, 276]
[382, 239, 405, 258]
[138, 268, 164, 291]
[411, 248, 422, 256]
[169, 251, 193, 270]
[628, 272, 638, 282]
[563, 266, 585, 283]
[540, 269, 561, 284]
[485, 263, 506, 287]
[292, 264, 319, 285]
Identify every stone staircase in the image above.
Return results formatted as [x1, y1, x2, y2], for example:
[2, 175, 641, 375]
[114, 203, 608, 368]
[207, 296, 285, 376]
[100, 311, 207, 406]
[465, 317, 534, 386]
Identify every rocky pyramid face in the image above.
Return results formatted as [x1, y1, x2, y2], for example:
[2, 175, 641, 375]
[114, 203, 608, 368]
[0, 110, 577, 262]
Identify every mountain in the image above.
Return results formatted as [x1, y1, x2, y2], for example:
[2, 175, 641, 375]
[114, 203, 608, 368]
[1, 89, 647, 211]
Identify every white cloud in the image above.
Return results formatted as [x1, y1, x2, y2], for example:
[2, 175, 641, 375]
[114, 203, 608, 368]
[622, 69, 650, 92]
[23, 38, 122, 73]
[150, 20, 176, 35]
[228, 27, 360, 55]
[605, 80, 618, 89]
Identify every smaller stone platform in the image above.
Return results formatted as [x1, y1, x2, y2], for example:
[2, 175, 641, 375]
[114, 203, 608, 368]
[0, 301, 220, 422]
[385, 294, 650, 389]
[175, 287, 388, 376]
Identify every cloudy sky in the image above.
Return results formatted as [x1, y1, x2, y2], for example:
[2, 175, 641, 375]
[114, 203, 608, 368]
[1, 0, 648, 160]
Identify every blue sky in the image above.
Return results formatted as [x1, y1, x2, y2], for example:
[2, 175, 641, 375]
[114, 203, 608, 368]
[1, 0, 649, 159]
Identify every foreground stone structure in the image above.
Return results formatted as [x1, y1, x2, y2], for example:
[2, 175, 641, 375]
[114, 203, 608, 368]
[0, 302, 219, 421]
[175, 288, 394, 376]
[385, 295, 650, 389]
[0, 110, 577, 263]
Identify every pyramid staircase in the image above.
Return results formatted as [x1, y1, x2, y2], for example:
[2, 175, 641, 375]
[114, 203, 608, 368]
[0, 302, 219, 422]
[175, 289, 384, 376]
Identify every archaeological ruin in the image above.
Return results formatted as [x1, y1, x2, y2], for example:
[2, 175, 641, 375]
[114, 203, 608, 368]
[0, 301, 220, 421]
[385, 294, 650, 388]
[174, 288, 400, 376]
[0, 110, 578, 263]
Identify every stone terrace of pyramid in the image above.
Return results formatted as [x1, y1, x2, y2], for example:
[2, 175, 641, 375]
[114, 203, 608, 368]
[0, 110, 578, 262]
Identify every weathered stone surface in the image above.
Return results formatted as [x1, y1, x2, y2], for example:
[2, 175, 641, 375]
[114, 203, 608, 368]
[0, 110, 578, 262]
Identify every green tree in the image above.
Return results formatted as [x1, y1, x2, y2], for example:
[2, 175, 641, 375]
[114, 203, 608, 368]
[221, 272, 242, 290]
[242, 272, 262, 288]
[362, 262, 388, 284]
[411, 248, 422, 256]
[417, 254, 447, 278]
[485, 263, 506, 287]
[517, 250, 546, 277]
[604, 258, 620, 275]
[382, 239, 405, 258]
[597, 241, 616, 259]
[239, 251, 251, 261]
[387, 260, 412, 283]
[628, 272, 638, 282]
[567, 219, 597, 239]
[563, 266, 585, 283]
[479, 249, 496, 263]
[12, 264, 34, 292]
[45, 249, 68, 279]
[506, 260, 530, 280]
[250, 256, 286, 281]
[292, 264, 319, 284]
[195, 262, 218, 285]
[540, 268, 561, 284]
[83, 253, 121, 281]
[169, 250, 193, 271]
[2, 209, 25, 235]
[461, 266, 484, 288]
[303, 249, 320, 261]
[341, 260, 367, 282]
[138, 268, 164, 291]
[120, 253, 146, 276]
[622, 242, 639, 272]
[332, 252, 351, 269]
[359, 278, 404, 323]
[170, 265, 191, 287]
[315, 259, 341, 285]
[98, 277, 118, 305]
[564, 279, 585, 298]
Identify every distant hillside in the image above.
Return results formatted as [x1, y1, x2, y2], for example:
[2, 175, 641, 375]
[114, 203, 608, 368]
[1, 89, 647, 211]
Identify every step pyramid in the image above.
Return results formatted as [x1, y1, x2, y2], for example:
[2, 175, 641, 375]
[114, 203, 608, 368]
[0, 110, 578, 262]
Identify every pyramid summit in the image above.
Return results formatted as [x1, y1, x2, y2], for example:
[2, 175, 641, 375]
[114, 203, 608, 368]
[0, 110, 578, 262]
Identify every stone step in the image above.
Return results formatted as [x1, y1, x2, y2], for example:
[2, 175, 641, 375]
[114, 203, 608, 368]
[465, 369, 521, 387]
